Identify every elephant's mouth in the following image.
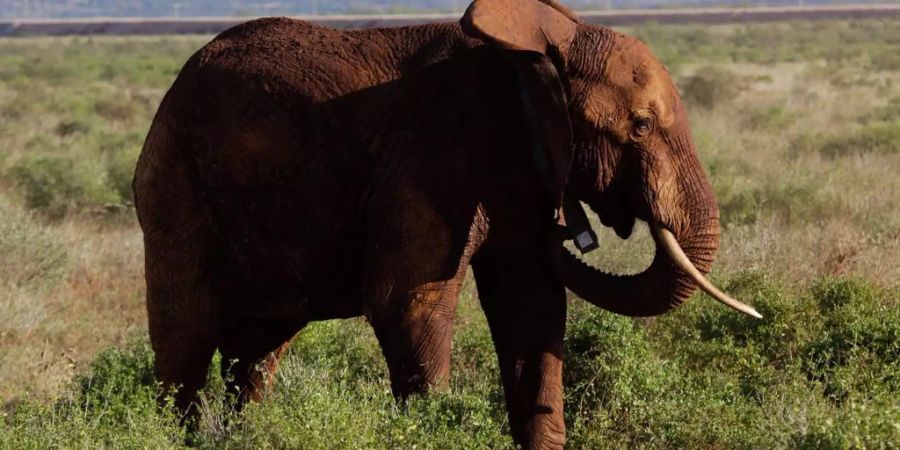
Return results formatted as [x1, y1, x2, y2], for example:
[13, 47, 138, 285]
[610, 216, 636, 240]
[592, 202, 637, 240]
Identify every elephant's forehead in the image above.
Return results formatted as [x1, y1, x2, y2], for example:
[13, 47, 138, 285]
[600, 38, 676, 128]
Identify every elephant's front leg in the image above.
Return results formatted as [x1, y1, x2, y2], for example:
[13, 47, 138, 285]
[360, 188, 479, 397]
[367, 281, 460, 397]
[472, 248, 567, 450]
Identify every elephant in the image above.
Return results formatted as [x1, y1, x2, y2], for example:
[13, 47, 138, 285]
[133, 0, 760, 447]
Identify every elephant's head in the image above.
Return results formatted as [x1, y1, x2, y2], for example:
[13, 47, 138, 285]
[461, 0, 761, 318]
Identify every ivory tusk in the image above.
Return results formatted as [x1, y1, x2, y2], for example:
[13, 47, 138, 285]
[652, 225, 763, 319]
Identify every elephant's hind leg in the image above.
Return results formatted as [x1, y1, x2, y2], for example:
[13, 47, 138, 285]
[144, 230, 221, 420]
[218, 316, 305, 404]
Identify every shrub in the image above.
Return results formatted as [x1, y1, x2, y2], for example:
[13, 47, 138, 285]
[11, 157, 84, 218]
[679, 66, 748, 110]
[565, 306, 672, 448]
[565, 305, 661, 411]
[204, 364, 512, 449]
[718, 187, 762, 227]
[745, 105, 794, 131]
[8, 133, 143, 216]
[791, 398, 900, 450]
[789, 132, 824, 158]
[811, 277, 879, 314]
[75, 337, 159, 413]
[288, 318, 387, 383]
[54, 119, 91, 137]
[565, 304, 784, 449]
[105, 145, 141, 203]
[696, 272, 799, 349]
[717, 180, 829, 227]
[0, 338, 184, 449]
[93, 96, 140, 122]
[803, 278, 899, 404]
[860, 96, 900, 124]
[195, 317, 512, 449]
[818, 121, 900, 159]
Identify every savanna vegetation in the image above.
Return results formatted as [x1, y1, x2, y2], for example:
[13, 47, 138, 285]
[1, 18, 898, 448]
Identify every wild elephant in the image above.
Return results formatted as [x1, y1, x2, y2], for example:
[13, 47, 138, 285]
[133, 0, 760, 447]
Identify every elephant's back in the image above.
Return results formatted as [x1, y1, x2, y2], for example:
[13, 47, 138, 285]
[181, 17, 467, 103]
[139, 16, 475, 190]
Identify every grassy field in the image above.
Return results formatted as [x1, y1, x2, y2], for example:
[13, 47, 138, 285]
[1, 19, 898, 448]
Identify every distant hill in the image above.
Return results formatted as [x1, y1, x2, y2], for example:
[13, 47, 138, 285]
[1, 0, 888, 19]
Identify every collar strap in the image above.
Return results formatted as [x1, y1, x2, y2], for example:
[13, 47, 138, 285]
[558, 195, 599, 254]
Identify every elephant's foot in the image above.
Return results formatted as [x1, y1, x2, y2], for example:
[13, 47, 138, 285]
[517, 412, 567, 450]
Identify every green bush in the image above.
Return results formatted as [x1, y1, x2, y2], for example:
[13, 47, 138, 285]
[859, 96, 900, 124]
[565, 306, 668, 448]
[566, 306, 660, 409]
[3, 283, 898, 449]
[792, 397, 900, 450]
[811, 277, 880, 314]
[717, 179, 830, 227]
[679, 66, 748, 110]
[0, 36, 196, 219]
[192, 315, 512, 449]
[102, 138, 142, 203]
[0, 338, 184, 449]
[745, 105, 794, 130]
[11, 157, 85, 218]
[288, 319, 387, 383]
[804, 278, 899, 404]
[696, 272, 801, 352]
[565, 304, 783, 449]
[718, 187, 762, 227]
[75, 338, 161, 414]
[203, 364, 511, 450]
[8, 134, 143, 215]
[819, 121, 900, 159]
[54, 119, 91, 137]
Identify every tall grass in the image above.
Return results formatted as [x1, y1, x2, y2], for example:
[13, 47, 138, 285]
[2, 275, 896, 448]
[1, 18, 898, 448]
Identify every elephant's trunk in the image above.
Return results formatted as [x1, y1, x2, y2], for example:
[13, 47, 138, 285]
[552, 204, 760, 318]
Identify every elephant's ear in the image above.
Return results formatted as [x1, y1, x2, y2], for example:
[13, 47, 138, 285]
[461, 0, 577, 208]
[509, 52, 573, 209]
[460, 0, 578, 53]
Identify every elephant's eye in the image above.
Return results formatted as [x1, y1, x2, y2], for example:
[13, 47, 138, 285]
[633, 116, 653, 139]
